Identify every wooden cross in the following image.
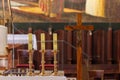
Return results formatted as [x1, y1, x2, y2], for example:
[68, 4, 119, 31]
[65, 13, 94, 80]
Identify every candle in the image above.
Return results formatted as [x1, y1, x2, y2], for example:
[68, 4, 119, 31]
[41, 33, 45, 50]
[28, 33, 32, 50]
[53, 33, 57, 50]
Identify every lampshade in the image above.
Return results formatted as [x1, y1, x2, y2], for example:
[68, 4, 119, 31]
[85, 0, 105, 17]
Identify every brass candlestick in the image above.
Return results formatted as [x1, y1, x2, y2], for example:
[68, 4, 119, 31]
[27, 28, 34, 76]
[52, 33, 58, 76]
[52, 50, 58, 76]
[40, 50, 46, 76]
[27, 49, 34, 76]
[39, 33, 46, 76]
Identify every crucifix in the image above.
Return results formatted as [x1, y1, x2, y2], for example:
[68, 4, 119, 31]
[65, 13, 94, 80]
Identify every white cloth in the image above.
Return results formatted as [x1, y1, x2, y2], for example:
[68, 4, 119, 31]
[85, 0, 105, 17]
[0, 76, 67, 80]
[7, 34, 37, 50]
[0, 25, 7, 55]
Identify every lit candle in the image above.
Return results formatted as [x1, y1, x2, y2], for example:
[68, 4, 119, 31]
[41, 33, 45, 50]
[53, 33, 57, 50]
[28, 33, 32, 50]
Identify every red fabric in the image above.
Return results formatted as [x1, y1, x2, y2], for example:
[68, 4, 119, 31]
[39, 64, 54, 70]
[16, 64, 34, 68]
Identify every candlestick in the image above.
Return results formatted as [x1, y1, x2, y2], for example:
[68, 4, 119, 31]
[52, 33, 58, 76]
[40, 33, 46, 76]
[27, 28, 34, 76]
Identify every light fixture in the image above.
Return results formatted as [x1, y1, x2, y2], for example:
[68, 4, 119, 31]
[48, 27, 52, 35]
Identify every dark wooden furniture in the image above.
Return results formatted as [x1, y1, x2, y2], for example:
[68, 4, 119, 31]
[63, 64, 76, 77]
[17, 49, 29, 65]
[16, 49, 34, 69]
[89, 64, 119, 80]
[104, 71, 120, 80]
[88, 70, 104, 80]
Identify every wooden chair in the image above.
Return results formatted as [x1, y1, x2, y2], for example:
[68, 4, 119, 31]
[17, 49, 29, 65]
[16, 49, 34, 69]
[88, 70, 104, 80]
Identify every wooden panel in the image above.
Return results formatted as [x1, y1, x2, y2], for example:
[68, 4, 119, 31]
[113, 30, 120, 64]
[107, 27, 112, 64]
[66, 31, 73, 64]
[92, 30, 106, 64]
[55, 30, 67, 65]
[72, 31, 77, 64]
[89, 64, 118, 72]
[87, 31, 92, 64]
[82, 31, 87, 57]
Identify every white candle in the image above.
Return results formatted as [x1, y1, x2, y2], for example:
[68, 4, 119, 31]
[53, 33, 57, 50]
[41, 33, 45, 50]
[28, 33, 32, 50]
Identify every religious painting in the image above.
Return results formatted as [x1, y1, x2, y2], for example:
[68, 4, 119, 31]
[0, 0, 120, 23]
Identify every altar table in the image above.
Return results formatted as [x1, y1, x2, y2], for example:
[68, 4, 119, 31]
[7, 34, 37, 50]
[0, 76, 67, 80]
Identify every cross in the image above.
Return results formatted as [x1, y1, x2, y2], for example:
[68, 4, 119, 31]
[65, 13, 94, 80]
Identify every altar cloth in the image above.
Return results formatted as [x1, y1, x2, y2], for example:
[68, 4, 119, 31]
[0, 76, 67, 80]
[7, 34, 37, 50]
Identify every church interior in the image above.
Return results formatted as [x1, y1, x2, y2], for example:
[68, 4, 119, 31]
[0, 0, 120, 80]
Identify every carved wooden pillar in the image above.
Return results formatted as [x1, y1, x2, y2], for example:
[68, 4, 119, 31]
[66, 31, 72, 64]
[107, 27, 112, 64]
[87, 31, 92, 64]
[55, 30, 66, 65]
[113, 30, 120, 71]
[93, 30, 105, 64]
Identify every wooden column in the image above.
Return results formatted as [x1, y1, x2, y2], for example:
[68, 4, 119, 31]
[87, 31, 92, 64]
[65, 13, 94, 80]
[107, 27, 112, 64]
[66, 31, 72, 64]
[56, 30, 66, 65]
